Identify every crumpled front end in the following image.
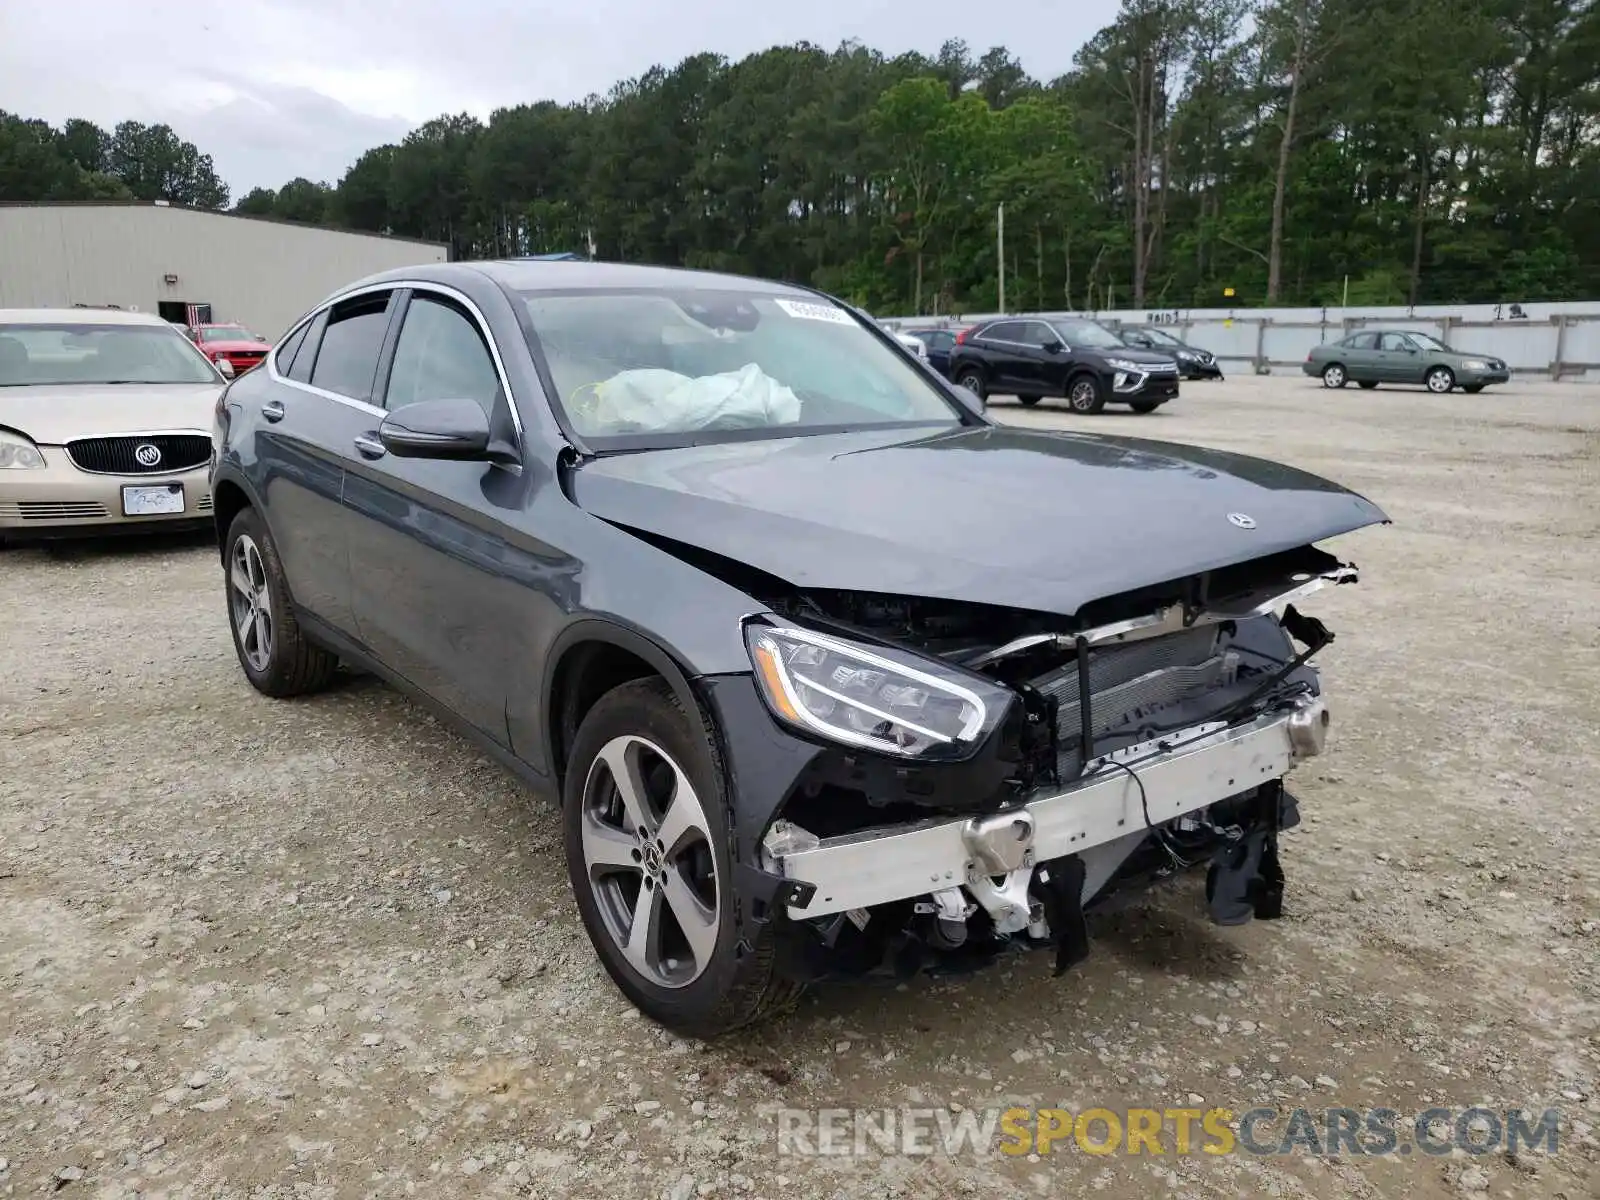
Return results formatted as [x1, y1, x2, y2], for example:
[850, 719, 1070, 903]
[709, 543, 1355, 985]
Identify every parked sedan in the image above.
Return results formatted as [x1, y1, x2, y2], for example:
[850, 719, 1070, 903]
[1303, 330, 1510, 393]
[904, 327, 960, 377]
[1118, 325, 1223, 379]
[192, 323, 272, 378]
[0, 309, 224, 542]
[213, 260, 1383, 1034]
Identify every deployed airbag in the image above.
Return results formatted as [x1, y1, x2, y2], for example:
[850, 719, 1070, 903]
[579, 364, 802, 433]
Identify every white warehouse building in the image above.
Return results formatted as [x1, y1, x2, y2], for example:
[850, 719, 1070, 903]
[0, 201, 447, 339]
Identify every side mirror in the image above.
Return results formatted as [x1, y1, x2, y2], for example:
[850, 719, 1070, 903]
[1042, 341, 1064, 354]
[215, 357, 235, 379]
[379, 398, 494, 461]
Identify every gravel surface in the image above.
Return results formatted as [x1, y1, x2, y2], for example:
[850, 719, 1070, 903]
[2, 374, 1597, 1198]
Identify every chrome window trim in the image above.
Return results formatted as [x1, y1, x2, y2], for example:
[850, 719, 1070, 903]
[265, 280, 525, 438]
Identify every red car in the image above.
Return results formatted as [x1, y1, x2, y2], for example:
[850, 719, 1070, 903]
[190, 324, 271, 377]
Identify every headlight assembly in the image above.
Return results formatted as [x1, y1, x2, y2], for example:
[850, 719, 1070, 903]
[1105, 357, 1146, 373]
[0, 429, 46, 470]
[744, 622, 1013, 759]
[1461, 359, 1487, 370]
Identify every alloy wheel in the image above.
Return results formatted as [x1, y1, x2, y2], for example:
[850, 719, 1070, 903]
[1427, 368, 1454, 393]
[1322, 365, 1346, 388]
[580, 735, 720, 989]
[959, 374, 982, 394]
[228, 534, 273, 672]
[1070, 380, 1098, 411]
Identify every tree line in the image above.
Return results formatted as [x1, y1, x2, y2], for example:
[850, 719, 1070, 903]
[2, 0, 1596, 314]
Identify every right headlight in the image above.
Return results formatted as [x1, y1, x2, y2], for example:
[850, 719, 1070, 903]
[744, 621, 1013, 760]
[0, 429, 45, 470]
[1105, 357, 1147, 373]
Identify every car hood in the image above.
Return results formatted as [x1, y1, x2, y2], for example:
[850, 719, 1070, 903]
[569, 425, 1388, 618]
[201, 340, 270, 353]
[1099, 346, 1176, 365]
[0, 383, 223, 443]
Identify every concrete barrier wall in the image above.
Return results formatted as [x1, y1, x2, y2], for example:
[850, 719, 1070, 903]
[882, 300, 1600, 381]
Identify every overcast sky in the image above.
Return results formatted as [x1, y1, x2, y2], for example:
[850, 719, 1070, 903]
[1, 0, 1120, 197]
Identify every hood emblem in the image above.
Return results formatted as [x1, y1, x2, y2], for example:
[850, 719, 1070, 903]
[1227, 512, 1257, 529]
[134, 443, 162, 467]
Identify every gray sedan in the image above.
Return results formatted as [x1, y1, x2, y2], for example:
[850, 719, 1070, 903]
[1303, 330, 1510, 393]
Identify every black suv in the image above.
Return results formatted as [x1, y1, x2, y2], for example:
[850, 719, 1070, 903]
[948, 317, 1180, 413]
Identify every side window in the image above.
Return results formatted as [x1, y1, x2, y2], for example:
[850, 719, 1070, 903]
[982, 321, 1025, 343]
[309, 292, 392, 401]
[1379, 332, 1413, 351]
[273, 321, 308, 375]
[383, 293, 501, 417]
[1021, 322, 1059, 347]
[931, 331, 954, 351]
[1345, 332, 1378, 351]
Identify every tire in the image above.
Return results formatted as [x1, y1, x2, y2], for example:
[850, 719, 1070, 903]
[563, 677, 802, 1036]
[1066, 373, 1106, 414]
[1017, 395, 1041, 407]
[955, 368, 987, 401]
[1426, 365, 1456, 393]
[224, 507, 339, 697]
[1463, 384, 1484, 394]
[1129, 399, 1161, 413]
[1358, 381, 1378, 390]
[1321, 363, 1348, 389]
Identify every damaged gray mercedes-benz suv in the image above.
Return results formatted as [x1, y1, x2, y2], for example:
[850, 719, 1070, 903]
[211, 259, 1386, 1035]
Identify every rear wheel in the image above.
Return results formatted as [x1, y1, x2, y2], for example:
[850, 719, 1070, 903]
[1426, 366, 1456, 393]
[1067, 374, 1106, 414]
[224, 508, 338, 697]
[1321, 363, 1348, 389]
[564, 678, 801, 1036]
[955, 368, 987, 401]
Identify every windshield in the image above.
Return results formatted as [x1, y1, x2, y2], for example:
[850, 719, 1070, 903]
[1139, 328, 1184, 348]
[199, 326, 261, 344]
[0, 324, 219, 386]
[1053, 319, 1125, 350]
[520, 289, 965, 447]
[1407, 332, 1450, 352]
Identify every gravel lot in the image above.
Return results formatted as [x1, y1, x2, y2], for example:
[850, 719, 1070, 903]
[2, 374, 1597, 1199]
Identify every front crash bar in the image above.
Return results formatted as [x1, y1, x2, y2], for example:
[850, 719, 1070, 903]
[769, 696, 1325, 920]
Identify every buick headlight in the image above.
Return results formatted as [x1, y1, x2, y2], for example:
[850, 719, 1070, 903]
[1461, 359, 1487, 370]
[1105, 357, 1146, 373]
[0, 429, 45, 470]
[744, 622, 1011, 759]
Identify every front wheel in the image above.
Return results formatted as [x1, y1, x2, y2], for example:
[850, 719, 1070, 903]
[1067, 374, 1106, 414]
[564, 678, 801, 1036]
[1463, 384, 1484, 394]
[1321, 363, 1348, 389]
[955, 368, 987, 401]
[1128, 399, 1161, 413]
[1426, 366, 1456, 393]
[224, 508, 339, 697]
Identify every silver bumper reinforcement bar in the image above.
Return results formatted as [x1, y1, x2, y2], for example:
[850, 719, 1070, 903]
[768, 696, 1326, 920]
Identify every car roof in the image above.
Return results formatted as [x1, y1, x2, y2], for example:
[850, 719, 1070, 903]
[339, 259, 824, 299]
[0, 307, 170, 327]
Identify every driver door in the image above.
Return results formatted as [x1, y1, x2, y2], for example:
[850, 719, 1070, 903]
[342, 287, 527, 745]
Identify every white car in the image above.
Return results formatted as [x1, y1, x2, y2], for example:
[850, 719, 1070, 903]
[0, 308, 227, 542]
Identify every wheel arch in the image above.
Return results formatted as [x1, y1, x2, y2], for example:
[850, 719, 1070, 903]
[210, 467, 264, 562]
[544, 619, 709, 787]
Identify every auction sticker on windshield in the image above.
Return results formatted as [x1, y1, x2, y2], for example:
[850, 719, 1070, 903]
[774, 299, 855, 325]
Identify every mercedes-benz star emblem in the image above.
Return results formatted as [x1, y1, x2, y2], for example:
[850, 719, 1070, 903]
[1227, 512, 1257, 529]
[134, 443, 162, 467]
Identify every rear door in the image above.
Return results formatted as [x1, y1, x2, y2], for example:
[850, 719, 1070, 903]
[251, 291, 396, 636]
[973, 321, 1032, 392]
[1339, 332, 1381, 381]
[342, 286, 527, 745]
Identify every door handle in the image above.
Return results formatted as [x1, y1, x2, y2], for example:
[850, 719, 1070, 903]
[353, 433, 387, 460]
[260, 400, 285, 422]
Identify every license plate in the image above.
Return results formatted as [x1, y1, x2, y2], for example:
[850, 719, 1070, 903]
[122, 484, 185, 516]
